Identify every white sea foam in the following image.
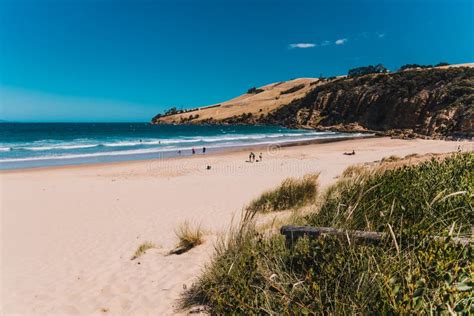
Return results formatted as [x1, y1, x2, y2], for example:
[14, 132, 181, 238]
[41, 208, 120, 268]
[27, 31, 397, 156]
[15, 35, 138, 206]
[22, 144, 98, 151]
[0, 133, 369, 164]
[3, 131, 339, 153]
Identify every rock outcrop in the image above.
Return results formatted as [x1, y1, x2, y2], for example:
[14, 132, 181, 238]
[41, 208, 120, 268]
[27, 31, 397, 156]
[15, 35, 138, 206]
[260, 67, 473, 138]
[152, 66, 474, 138]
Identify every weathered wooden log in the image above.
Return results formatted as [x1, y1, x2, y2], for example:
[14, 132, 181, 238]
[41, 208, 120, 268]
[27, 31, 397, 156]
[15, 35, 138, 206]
[280, 225, 384, 246]
[280, 225, 472, 247]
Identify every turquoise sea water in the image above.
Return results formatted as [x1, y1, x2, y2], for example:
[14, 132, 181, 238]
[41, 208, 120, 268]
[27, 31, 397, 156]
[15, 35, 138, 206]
[0, 123, 365, 169]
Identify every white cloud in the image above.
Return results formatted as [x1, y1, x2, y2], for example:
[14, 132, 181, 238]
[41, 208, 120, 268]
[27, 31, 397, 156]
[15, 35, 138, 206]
[289, 43, 316, 49]
[335, 38, 348, 45]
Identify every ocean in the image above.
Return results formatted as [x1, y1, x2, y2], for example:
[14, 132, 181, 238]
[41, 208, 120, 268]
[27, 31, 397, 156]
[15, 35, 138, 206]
[0, 123, 366, 169]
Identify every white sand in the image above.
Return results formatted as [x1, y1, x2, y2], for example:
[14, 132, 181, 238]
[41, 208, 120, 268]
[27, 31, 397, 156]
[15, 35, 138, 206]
[1, 137, 472, 315]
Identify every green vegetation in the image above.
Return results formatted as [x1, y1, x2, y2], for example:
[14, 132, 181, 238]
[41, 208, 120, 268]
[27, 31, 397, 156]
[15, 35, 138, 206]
[131, 241, 156, 260]
[399, 62, 450, 71]
[247, 87, 264, 94]
[171, 221, 204, 254]
[247, 174, 319, 213]
[182, 153, 473, 314]
[348, 63, 388, 77]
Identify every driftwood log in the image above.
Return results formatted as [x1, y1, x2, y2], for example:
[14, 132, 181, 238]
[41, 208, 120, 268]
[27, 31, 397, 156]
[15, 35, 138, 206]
[280, 225, 472, 247]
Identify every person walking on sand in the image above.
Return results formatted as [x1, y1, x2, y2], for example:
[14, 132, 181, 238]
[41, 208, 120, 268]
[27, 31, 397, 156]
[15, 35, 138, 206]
[259, 152, 262, 161]
[192, 148, 195, 155]
[202, 147, 206, 154]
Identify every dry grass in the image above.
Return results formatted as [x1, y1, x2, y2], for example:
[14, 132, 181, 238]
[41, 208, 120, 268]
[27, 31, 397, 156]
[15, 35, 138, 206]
[155, 78, 318, 123]
[131, 241, 156, 260]
[381, 154, 401, 163]
[404, 153, 420, 159]
[247, 173, 319, 213]
[171, 221, 204, 255]
[341, 164, 368, 178]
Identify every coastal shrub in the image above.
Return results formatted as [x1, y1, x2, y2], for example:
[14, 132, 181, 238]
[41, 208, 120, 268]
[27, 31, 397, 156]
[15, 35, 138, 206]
[164, 107, 179, 116]
[247, 174, 319, 213]
[171, 221, 203, 254]
[348, 64, 388, 77]
[247, 87, 264, 94]
[182, 152, 473, 314]
[131, 241, 156, 260]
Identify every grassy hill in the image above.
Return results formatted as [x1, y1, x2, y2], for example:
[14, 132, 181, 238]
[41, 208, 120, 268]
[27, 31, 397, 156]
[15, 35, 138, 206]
[152, 78, 318, 124]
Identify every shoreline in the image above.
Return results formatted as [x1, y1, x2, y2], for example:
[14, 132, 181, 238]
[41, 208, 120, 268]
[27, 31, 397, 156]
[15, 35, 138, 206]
[0, 134, 376, 173]
[2, 137, 473, 315]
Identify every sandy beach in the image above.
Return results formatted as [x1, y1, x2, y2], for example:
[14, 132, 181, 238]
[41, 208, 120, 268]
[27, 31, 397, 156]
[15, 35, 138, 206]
[1, 137, 472, 315]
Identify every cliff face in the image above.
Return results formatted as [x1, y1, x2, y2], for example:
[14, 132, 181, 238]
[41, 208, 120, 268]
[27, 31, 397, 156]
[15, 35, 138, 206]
[152, 66, 474, 138]
[260, 67, 473, 138]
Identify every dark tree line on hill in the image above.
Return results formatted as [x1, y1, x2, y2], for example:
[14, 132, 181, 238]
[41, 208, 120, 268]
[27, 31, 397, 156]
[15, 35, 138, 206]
[348, 64, 388, 77]
[247, 87, 264, 94]
[346, 62, 450, 77]
[399, 62, 449, 71]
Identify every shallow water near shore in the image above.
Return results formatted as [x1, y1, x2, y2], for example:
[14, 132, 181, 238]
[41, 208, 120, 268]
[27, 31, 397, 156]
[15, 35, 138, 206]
[0, 123, 367, 169]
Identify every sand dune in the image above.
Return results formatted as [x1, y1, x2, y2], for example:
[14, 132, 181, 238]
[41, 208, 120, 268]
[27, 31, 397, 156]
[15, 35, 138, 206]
[1, 138, 473, 315]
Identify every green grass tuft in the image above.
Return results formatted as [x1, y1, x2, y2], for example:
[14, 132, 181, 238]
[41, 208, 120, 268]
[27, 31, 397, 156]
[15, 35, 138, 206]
[247, 174, 319, 213]
[171, 221, 204, 254]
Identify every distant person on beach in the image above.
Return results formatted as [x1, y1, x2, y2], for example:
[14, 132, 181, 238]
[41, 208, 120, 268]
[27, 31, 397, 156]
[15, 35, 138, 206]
[203, 147, 206, 154]
[178, 150, 181, 155]
[192, 148, 195, 155]
[343, 150, 356, 156]
[259, 153, 262, 161]
[249, 152, 256, 162]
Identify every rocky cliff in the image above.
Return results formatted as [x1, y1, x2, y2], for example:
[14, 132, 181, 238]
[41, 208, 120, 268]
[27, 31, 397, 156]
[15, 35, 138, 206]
[261, 67, 474, 138]
[153, 66, 474, 138]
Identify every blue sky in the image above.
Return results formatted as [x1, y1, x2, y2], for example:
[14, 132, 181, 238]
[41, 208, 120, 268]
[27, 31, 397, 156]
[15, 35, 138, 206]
[1, 0, 473, 122]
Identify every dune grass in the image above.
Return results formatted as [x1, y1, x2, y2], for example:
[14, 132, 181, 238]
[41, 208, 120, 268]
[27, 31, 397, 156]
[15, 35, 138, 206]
[171, 221, 204, 255]
[131, 241, 156, 260]
[404, 153, 421, 159]
[247, 174, 319, 213]
[381, 154, 402, 163]
[181, 152, 473, 314]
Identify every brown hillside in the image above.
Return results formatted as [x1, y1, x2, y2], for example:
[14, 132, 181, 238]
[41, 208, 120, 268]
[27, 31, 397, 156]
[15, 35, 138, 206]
[152, 78, 318, 124]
